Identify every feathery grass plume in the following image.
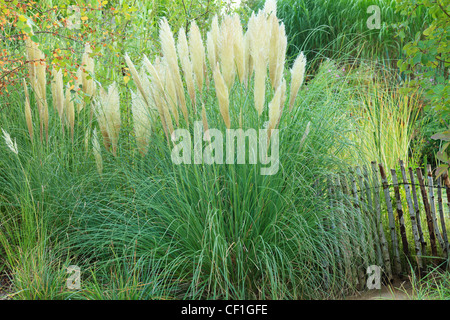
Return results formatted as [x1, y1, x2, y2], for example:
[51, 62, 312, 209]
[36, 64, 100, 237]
[51, 67, 65, 133]
[177, 27, 196, 111]
[159, 60, 176, 132]
[2, 128, 18, 155]
[268, 14, 280, 88]
[106, 82, 121, 156]
[209, 15, 220, 68]
[249, 11, 270, 115]
[23, 79, 33, 142]
[267, 79, 282, 142]
[201, 103, 210, 142]
[81, 43, 95, 98]
[278, 78, 287, 123]
[143, 55, 170, 141]
[37, 59, 49, 143]
[218, 16, 236, 89]
[65, 86, 75, 142]
[254, 49, 266, 116]
[25, 36, 38, 83]
[206, 31, 217, 74]
[289, 52, 307, 111]
[213, 63, 230, 129]
[131, 90, 151, 155]
[139, 66, 153, 104]
[263, 0, 277, 16]
[94, 82, 121, 155]
[274, 22, 287, 89]
[232, 14, 246, 84]
[161, 57, 179, 126]
[159, 18, 189, 127]
[94, 87, 111, 151]
[189, 20, 205, 94]
[25, 36, 48, 142]
[124, 53, 149, 107]
[243, 31, 253, 87]
[92, 128, 103, 175]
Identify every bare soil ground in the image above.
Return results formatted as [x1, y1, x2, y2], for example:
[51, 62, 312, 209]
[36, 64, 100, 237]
[346, 278, 413, 300]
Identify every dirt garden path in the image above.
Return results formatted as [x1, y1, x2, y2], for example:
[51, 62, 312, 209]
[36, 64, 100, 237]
[346, 279, 414, 300]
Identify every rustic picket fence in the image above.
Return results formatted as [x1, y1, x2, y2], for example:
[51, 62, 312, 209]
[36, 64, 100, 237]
[320, 160, 450, 290]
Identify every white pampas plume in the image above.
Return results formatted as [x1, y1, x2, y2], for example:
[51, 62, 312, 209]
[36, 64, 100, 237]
[232, 14, 246, 84]
[218, 16, 235, 89]
[94, 82, 121, 156]
[267, 79, 283, 142]
[243, 31, 253, 86]
[248, 11, 270, 115]
[94, 87, 110, 151]
[159, 18, 189, 127]
[268, 15, 280, 88]
[81, 43, 95, 98]
[206, 31, 217, 73]
[289, 52, 306, 111]
[209, 15, 220, 68]
[263, 0, 277, 17]
[254, 49, 266, 116]
[274, 22, 287, 89]
[51, 67, 65, 133]
[131, 90, 151, 155]
[124, 53, 149, 107]
[178, 27, 196, 111]
[163, 60, 179, 126]
[189, 20, 205, 93]
[25, 36, 48, 142]
[213, 63, 230, 129]
[143, 55, 170, 141]
[65, 86, 75, 142]
[92, 128, 103, 175]
[106, 82, 121, 156]
[23, 79, 33, 142]
[2, 128, 18, 155]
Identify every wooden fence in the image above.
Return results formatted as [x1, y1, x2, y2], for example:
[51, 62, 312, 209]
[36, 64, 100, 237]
[322, 160, 450, 289]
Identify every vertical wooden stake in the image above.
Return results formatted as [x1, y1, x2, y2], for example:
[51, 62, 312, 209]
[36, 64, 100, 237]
[379, 163, 402, 275]
[349, 168, 370, 288]
[364, 165, 383, 267]
[437, 177, 449, 260]
[371, 161, 393, 282]
[409, 167, 427, 254]
[427, 164, 445, 252]
[339, 173, 363, 288]
[335, 176, 355, 288]
[417, 167, 438, 257]
[399, 160, 423, 270]
[356, 166, 376, 264]
[391, 168, 410, 262]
